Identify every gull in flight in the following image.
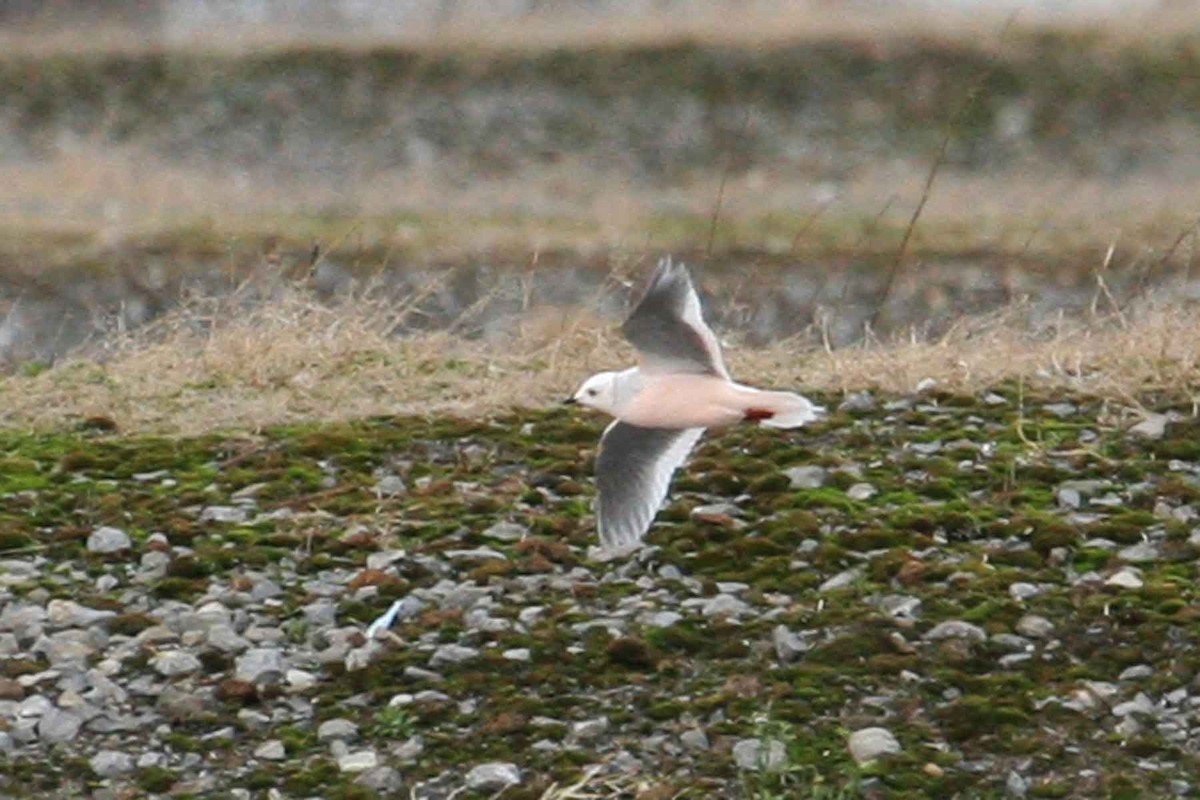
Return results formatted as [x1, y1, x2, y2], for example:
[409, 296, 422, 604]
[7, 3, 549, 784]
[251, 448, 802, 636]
[566, 257, 822, 553]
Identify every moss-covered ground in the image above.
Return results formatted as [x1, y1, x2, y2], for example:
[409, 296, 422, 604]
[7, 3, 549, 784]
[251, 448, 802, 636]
[0, 384, 1198, 798]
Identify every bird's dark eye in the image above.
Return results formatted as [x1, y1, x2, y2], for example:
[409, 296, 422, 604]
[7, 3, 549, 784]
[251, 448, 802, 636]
[587, 389, 598, 396]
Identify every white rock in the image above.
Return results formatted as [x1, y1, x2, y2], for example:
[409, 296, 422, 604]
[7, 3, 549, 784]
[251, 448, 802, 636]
[732, 738, 786, 771]
[848, 727, 902, 764]
[429, 644, 479, 668]
[236, 648, 286, 682]
[465, 762, 521, 791]
[819, 567, 862, 592]
[847, 483, 877, 501]
[924, 620, 986, 643]
[1014, 614, 1054, 639]
[154, 651, 202, 677]
[337, 750, 378, 773]
[1106, 568, 1144, 589]
[87, 526, 131, 553]
[785, 466, 828, 489]
[254, 740, 286, 760]
[318, 718, 359, 742]
[90, 750, 135, 777]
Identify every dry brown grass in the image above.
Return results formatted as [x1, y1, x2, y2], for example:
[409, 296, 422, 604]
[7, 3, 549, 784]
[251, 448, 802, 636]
[0, 270, 1197, 435]
[5, 149, 1200, 267]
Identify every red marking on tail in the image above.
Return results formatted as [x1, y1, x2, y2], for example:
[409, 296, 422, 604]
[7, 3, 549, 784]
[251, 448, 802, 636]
[744, 408, 776, 422]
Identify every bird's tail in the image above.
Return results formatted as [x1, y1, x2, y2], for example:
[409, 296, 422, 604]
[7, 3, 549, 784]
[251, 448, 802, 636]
[751, 390, 825, 429]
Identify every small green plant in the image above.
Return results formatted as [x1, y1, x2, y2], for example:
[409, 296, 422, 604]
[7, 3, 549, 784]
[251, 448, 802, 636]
[371, 706, 416, 739]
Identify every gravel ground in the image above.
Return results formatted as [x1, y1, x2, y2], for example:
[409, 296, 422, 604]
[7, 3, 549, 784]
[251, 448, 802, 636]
[1, 386, 1198, 798]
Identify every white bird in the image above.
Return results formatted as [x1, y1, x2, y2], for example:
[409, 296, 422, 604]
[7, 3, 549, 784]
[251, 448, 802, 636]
[566, 257, 822, 553]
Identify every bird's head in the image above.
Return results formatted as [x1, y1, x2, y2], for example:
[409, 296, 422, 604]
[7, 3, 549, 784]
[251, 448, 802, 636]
[564, 371, 619, 414]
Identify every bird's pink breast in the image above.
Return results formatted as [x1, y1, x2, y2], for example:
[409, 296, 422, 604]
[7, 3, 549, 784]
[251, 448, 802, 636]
[618, 374, 755, 430]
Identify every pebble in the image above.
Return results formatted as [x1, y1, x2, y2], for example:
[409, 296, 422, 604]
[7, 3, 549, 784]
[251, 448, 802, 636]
[90, 750, 135, 777]
[374, 475, 406, 496]
[571, 718, 609, 741]
[1014, 615, 1054, 639]
[924, 620, 987, 643]
[429, 644, 479, 667]
[732, 738, 786, 771]
[87, 527, 131, 554]
[785, 465, 828, 489]
[848, 727, 902, 764]
[154, 650, 202, 677]
[38, 707, 83, 743]
[772, 625, 811, 663]
[482, 521, 528, 542]
[1117, 542, 1160, 563]
[847, 483, 877, 501]
[254, 740, 287, 760]
[46, 600, 116, 628]
[337, 749, 378, 773]
[1008, 582, 1041, 601]
[701, 594, 750, 618]
[819, 567, 863, 592]
[318, 718, 359, 742]
[465, 762, 522, 791]
[235, 648, 286, 682]
[1106, 568, 1144, 589]
[680, 728, 709, 751]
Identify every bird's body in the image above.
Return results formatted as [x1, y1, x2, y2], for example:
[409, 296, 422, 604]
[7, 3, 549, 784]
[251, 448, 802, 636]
[568, 258, 821, 553]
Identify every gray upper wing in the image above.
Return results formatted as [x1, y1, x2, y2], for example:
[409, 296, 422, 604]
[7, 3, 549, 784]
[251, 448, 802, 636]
[595, 420, 705, 552]
[620, 257, 729, 378]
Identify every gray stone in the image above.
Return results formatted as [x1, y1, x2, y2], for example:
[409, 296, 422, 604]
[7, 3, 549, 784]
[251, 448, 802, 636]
[785, 465, 828, 489]
[502, 648, 530, 662]
[1118, 542, 1160, 563]
[338, 749, 378, 773]
[1106, 568, 1144, 589]
[154, 650, 202, 677]
[570, 717, 609, 741]
[87, 526, 131, 554]
[819, 567, 863, 592]
[90, 750, 134, 777]
[254, 739, 287, 760]
[286, 669, 318, 691]
[206, 624, 250, 653]
[1129, 413, 1168, 440]
[924, 620, 987, 643]
[356, 765, 404, 793]
[465, 762, 521, 791]
[1056, 487, 1082, 509]
[680, 728, 709, 751]
[1006, 770, 1030, 797]
[640, 611, 682, 628]
[38, 707, 83, 743]
[374, 475, 406, 496]
[1014, 614, 1054, 639]
[1043, 402, 1077, 419]
[839, 391, 876, 412]
[772, 625, 811, 663]
[1008, 582, 1041, 601]
[482, 521, 527, 542]
[701, 593, 750, 618]
[1119, 664, 1154, 681]
[847, 483, 877, 501]
[848, 727, 902, 764]
[1112, 693, 1156, 717]
[46, 600, 117, 628]
[318, 718, 359, 742]
[236, 648, 286, 682]
[429, 644, 479, 668]
[199, 505, 248, 524]
[732, 737, 786, 771]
